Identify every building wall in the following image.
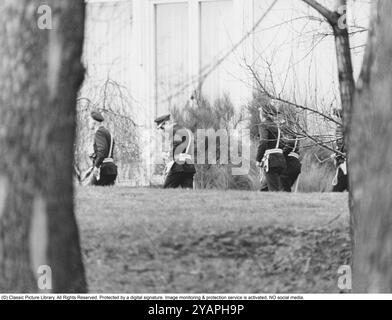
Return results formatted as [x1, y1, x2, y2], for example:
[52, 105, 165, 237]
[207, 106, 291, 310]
[132, 0, 254, 119]
[78, 0, 152, 186]
[83, 0, 133, 113]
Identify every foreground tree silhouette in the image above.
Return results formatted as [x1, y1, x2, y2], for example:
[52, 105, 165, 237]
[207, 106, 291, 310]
[350, 0, 392, 292]
[0, 1, 87, 292]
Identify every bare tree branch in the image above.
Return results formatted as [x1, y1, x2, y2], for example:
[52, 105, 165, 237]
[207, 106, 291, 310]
[301, 0, 337, 24]
[246, 63, 342, 126]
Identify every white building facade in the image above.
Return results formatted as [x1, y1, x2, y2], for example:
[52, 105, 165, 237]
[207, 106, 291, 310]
[132, 0, 255, 120]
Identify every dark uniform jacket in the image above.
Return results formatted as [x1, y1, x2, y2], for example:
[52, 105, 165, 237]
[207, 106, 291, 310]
[168, 124, 196, 174]
[335, 124, 345, 152]
[335, 124, 346, 166]
[93, 126, 117, 176]
[256, 121, 286, 170]
[282, 133, 302, 174]
[282, 134, 300, 157]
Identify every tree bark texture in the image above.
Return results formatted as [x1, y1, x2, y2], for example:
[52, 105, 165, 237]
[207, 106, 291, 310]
[0, 0, 87, 293]
[350, 0, 392, 293]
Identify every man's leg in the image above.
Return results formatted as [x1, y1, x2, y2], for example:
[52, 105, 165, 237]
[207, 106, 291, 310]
[281, 159, 301, 192]
[96, 174, 117, 186]
[180, 173, 194, 189]
[332, 169, 348, 192]
[280, 172, 292, 192]
[281, 171, 301, 192]
[264, 168, 283, 191]
[163, 172, 182, 189]
[259, 169, 269, 192]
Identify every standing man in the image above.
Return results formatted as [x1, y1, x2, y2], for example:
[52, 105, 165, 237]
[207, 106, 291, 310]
[155, 114, 196, 189]
[332, 120, 348, 192]
[281, 133, 302, 192]
[256, 105, 286, 192]
[88, 110, 118, 186]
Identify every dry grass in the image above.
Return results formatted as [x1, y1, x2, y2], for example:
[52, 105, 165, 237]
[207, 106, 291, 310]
[297, 150, 336, 193]
[75, 186, 350, 293]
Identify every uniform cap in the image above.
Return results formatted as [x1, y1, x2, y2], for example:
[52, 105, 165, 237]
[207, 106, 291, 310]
[91, 110, 104, 122]
[260, 104, 278, 119]
[154, 114, 171, 128]
[333, 108, 343, 118]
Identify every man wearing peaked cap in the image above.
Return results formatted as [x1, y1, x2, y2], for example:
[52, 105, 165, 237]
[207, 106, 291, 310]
[256, 104, 286, 191]
[281, 131, 302, 192]
[154, 114, 171, 130]
[86, 109, 118, 186]
[332, 109, 348, 192]
[155, 114, 196, 189]
[91, 110, 105, 122]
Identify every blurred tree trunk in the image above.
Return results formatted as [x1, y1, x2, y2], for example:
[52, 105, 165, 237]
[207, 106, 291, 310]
[0, 0, 87, 292]
[350, 0, 392, 292]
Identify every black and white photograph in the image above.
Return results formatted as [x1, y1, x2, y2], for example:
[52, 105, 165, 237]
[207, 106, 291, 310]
[0, 0, 390, 302]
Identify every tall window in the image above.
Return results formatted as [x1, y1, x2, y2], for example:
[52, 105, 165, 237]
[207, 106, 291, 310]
[155, 2, 189, 117]
[199, 0, 234, 103]
[152, 0, 237, 116]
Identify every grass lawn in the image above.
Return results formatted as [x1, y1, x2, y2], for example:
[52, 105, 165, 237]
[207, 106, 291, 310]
[75, 187, 350, 293]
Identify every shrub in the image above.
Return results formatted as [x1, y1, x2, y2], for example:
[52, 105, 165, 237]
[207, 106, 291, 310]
[297, 145, 336, 193]
[172, 93, 259, 191]
[230, 158, 262, 191]
[194, 165, 230, 190]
